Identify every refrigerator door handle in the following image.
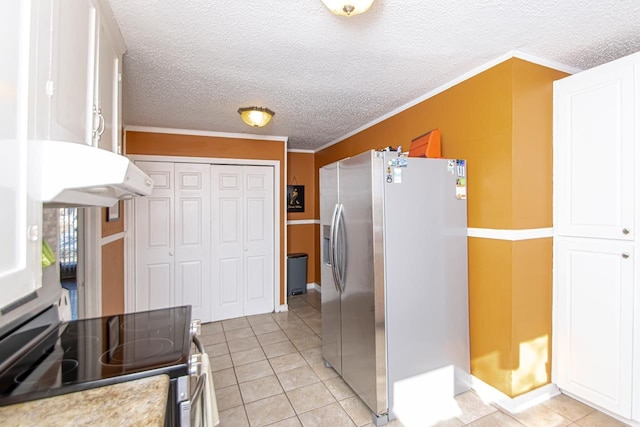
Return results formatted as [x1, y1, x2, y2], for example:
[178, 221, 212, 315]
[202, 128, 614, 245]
[329, 204, 341, 293]
[335, 203, 346, 293]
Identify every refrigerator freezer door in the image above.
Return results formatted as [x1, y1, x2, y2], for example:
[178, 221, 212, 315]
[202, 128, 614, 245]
[320, 163, 342, 375]
[338, 151, 388, 416]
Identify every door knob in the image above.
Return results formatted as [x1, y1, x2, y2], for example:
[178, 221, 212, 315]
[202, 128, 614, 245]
[169, 251, 174, 256]
[623, 228, 630, 235]
[622, 253, 630, 259]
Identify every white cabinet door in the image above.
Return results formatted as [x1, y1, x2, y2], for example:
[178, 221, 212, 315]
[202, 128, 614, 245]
[211, 165, 274, 321]
[554, 58, 635, 240]
[135, 162, 175, 311]
[94, 20, 120, 152]
[174, 163, 211, 322]
[47, 0, 122, 150]
[554, 238, 634, 417]
[0, 0, 42, 310]
[49, 0, 97, 145]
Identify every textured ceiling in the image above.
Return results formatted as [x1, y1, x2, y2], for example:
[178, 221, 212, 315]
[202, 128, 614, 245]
[108, 0, 640, 150]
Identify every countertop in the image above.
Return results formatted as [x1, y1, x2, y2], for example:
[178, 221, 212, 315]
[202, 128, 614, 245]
[0, 374, 169, 427]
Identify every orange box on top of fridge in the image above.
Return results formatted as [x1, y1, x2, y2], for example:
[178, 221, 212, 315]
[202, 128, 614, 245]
[409, 129, 442, 158]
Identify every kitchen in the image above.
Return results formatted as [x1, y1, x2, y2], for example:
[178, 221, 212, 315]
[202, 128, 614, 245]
[2, 0, 640, 426]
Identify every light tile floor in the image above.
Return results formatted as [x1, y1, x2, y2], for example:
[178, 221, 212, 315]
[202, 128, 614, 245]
[202, 290, 630, 427]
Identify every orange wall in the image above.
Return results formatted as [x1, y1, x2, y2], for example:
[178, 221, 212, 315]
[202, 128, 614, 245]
[286, 152, 317, 285]
[511, 59, 560, 228]
[308, 57, 568, 397]
[314, 60, 515, 229]
[125, 131, 287, 304]
[102, 201, 124, 237]
[101, 201, 125, 314]
[101, 238, 124, 316]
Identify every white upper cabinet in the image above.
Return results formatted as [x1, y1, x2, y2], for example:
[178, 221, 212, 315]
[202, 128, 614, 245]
[40, 0, 124, 151]
[0, 0, 126, 312]
[554, 55, 636, 240]
[49, 0, 98, 145]
[95, 19, 122, 153]
[0, 0, 42, 310]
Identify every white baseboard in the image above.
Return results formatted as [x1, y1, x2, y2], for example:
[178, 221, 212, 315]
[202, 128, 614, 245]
[471, 376, 559, 414]
[306, 283, 321, 292]
[276, 304, 288, 312]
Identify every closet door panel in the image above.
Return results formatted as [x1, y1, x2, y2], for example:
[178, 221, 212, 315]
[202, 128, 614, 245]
[243, 166, 274, 316]
[134, 162, 175, 311]
[146, 263, 172, 311]
[175, 163, 211, 321]
[211, 166, 244, 321]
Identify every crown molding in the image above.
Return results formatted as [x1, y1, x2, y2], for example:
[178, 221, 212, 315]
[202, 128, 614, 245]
[124, 125, 289, 143]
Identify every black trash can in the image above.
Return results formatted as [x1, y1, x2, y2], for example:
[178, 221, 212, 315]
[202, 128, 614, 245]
[287, 253, 308, 296]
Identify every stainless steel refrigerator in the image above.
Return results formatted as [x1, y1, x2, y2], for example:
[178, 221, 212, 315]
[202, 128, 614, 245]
[320, 150, 470, 425]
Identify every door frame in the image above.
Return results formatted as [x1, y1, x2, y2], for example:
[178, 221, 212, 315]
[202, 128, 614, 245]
[124, 154, 282, 316]
[82, 207, 102, 318]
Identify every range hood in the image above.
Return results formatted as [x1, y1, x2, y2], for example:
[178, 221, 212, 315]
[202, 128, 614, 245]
[33, 140, 153, 207]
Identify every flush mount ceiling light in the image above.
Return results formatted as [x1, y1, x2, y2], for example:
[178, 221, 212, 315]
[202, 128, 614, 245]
[237, 107, 275, 128]
[321, 0, 375, 16]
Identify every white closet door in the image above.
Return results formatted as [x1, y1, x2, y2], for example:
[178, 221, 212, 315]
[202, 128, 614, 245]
[211, 166, 245, 320]
[175, 163, 211, 322]
[211, 165, 274, 321]
[135, 161, 175, 311]
[243, 166, 274, 316]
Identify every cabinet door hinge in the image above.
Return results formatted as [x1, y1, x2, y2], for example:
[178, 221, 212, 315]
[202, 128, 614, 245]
[45, 80, 54, 97]
[118, 73, 122, 82]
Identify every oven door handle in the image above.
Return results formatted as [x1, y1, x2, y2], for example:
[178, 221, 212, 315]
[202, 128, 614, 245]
[189, 373, 207, 422]
[192, 335, 204, 355]
[182, 334, 219, 426]
[179, 373, 208, 427]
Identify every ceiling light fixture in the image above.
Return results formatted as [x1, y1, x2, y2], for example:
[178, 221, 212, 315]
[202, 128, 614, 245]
[321, 0, 375, 16]
[237, 107, 275, 128]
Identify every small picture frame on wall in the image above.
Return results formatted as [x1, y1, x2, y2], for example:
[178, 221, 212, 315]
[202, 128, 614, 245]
[107, 201, 120, 222]
[287, 185, 305, 213]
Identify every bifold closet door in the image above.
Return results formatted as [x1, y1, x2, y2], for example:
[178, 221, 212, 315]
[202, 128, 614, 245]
[211, 165, 274, 321]
[135, 162, 212, 321]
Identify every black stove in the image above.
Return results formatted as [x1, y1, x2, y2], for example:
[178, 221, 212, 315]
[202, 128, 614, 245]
[0, 305, 192, 407]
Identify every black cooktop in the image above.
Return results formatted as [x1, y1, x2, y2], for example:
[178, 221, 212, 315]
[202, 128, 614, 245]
[0, 306, 191, 406]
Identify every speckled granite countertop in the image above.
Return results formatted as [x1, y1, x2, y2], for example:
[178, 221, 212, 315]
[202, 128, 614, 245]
[0, 374, 169, 427]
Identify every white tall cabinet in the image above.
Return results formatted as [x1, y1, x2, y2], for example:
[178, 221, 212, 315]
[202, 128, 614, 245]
[553, 51, 640, 422]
